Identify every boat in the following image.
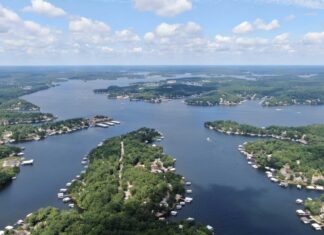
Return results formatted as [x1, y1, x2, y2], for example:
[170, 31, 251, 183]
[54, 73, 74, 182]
[279, 182, 288, 188]
[186, 217, 195, 222]
[206, 225, 214, 231]
[16, 219, 24, 225]
[17, 152, 24, 156]
[300, 217, 310, 224]
[81, 160, 88, 165]
[111, 120, 121, 124]
[57, 193, 64, 199]
[95, 123, 109, 128]
[4, 226, 13, 231]
[311, 223, 322, 231]
[60, 188, 68, 193]
[295, 199, 303, 204]
[184, 197, 193, 203]
[170, 211, 178, 216]
[21, 159, 34, 165]
[68, 203, 75, 208]
[296, 209, 307, 216]
[179, 201, 186, 206]
[185, 181, 192, 186]
[186, 189, 192, 194]
[206, 137, 211, 142]
[297, 184, 302, 189]
[63, 197, 71, 203]
[270, 177, 279, 183]
[176, 205, 182, 210]
[306, 186, 315, 190]
[66, 182, 72, 187]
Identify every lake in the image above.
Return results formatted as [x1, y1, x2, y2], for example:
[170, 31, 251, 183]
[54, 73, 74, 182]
[0, 77, 323, 235]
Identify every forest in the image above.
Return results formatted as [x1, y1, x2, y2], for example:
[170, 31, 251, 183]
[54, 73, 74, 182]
[16, 128, 211, 235]
[206, 120, 324, 186]
[94, 74, 324, 107]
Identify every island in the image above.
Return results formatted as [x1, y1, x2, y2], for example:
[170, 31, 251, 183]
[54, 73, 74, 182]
[8, 128, 213, 235]
[0, 115, 114, 144]
[94, 74, 324, 107]
[205, 120, 324, 189]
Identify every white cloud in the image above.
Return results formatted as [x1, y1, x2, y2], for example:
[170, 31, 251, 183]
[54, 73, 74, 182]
[263, 0, 324, 9]
[153, 22, 201, 38]
[69, 17, 110, 33]
[133, 0, 192, 17]
[254, 18, 280, 31]
[115, 29, 140, 42]
[155, 23, 180, 37]
[233, 18, 280, 34]
[273, 33, 290, 43]
[304, 31, 324, 43]
[233, 21, 253, 34]
[215, 35, 232, 43]
[0, 4, 60, 59]
[23, 0, 66, 17]
[144, 32, 155, 42]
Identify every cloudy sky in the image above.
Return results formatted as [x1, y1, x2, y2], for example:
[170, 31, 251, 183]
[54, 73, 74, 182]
[1, 0, 324, 65]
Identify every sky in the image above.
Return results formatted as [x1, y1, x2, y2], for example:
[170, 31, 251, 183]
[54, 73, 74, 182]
[0, 0, 324, 65]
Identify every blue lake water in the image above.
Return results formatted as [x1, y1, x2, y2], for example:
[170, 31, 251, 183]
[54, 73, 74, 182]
[0, 77, 323, 235]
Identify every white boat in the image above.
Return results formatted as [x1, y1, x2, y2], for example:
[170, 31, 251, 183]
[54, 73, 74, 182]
[270, 177, 279, 183]
[21, 159, 34, 165]
[185, 181, 192, 186]
[96, 123, 109, 128]
[57, 193, 64, 199]
[81, 160, 88, 165]
[60, 188, 68, 193]
[63, 197, 71, 203]
[297, 184, 302, 189]
[296, 199, 303, 204]
[68, 203, 75, 208]
[16, 219, 24, 225]
[17, 152, 24, 156]
[306, 186, 315, 190]
[179, 201, 186, 206]
[186, 189, 192, 194]
[184, 197, 193, 203]
[170, 211, 178, 216]
[206, 137, 211, 142]
[176, 205, 182, 210]
[186, 217, 195, 222]
[4, 226, 13, 231]
[206, 225, 214, 231]
[296, 209, 306, 216]
[111, 120, 121, 124]
[311, 223, 322, 231]
[66, 182, 72, 187]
